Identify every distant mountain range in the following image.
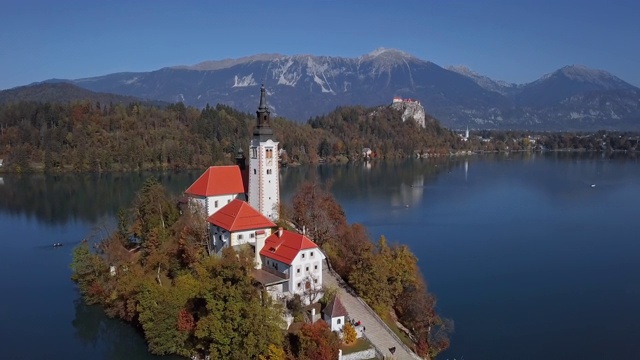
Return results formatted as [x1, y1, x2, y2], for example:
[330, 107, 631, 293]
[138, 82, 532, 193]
[5, 48, 640, 130]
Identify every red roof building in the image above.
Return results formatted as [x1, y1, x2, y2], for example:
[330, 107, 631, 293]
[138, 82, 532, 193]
[207, 199, 276, 232]
[259, 228, 325, 301]
[260, 229, 319, 265]
[185, 165, 245, 197]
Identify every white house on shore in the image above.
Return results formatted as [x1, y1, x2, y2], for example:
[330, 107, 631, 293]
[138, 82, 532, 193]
[184, 165, 246, 217]
[207, 199, 275, 265]
[259, 228, 325, 301]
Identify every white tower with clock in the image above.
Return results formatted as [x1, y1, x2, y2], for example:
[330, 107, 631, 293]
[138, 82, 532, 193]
[248, 85, 280, 221]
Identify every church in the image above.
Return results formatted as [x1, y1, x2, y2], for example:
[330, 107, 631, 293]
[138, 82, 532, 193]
[184, 85, 324, 302]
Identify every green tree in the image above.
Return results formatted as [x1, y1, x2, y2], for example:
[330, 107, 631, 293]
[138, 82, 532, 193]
[70, 241, 107, 305]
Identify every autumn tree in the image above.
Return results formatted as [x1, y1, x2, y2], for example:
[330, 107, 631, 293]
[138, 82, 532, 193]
[292, 321, 340, 360]
[342, 322, 357, 345]
[291, 181, 347, 247]
[322, 223, 372, 278]
[348, 249, 393, 312]
[259, 344, 286, 360]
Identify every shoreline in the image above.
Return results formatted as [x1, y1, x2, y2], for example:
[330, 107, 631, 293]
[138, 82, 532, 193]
[0, 148, 636, 174]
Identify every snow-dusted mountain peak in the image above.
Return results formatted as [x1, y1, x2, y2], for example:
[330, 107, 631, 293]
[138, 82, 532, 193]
[368, 47, 406, 57]
[537, 64, 633, 90]
[364, 47, 417, 61]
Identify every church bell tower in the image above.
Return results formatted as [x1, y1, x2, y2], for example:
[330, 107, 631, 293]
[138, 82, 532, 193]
[248, 85, 280, 221]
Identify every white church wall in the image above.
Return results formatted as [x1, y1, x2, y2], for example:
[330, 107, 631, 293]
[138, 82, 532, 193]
[248, 139, 280, 221]
[205, 194, 242, 217]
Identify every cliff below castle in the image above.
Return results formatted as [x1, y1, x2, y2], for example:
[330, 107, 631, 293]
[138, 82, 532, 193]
[391, 98, 426, 128]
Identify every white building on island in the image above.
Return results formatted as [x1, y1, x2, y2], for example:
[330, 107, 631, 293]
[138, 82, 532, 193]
[259, 228, 325, 302]
[184, 165, 246, 217]
[183, 86, 324, 302]
[207, 199, 275, 263]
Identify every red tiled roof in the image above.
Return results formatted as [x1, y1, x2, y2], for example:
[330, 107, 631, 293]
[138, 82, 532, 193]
[207, 199, 276, 231]
[324, 296, 348, 318]
[185, 166, 245, 197]
[260, 229, 319, 265]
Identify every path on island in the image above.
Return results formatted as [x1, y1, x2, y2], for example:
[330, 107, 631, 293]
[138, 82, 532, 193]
[322, 259, 422, 360]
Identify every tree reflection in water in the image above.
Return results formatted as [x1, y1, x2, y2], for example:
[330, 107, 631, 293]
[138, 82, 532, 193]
[72, 295, 183, 360]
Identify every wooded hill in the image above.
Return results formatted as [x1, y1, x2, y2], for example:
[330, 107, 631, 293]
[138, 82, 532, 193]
[0, 82, 159, 107]
[0, 99, 463, 172]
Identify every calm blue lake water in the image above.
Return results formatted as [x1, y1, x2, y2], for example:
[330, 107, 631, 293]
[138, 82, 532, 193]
[1, 152, 639, 360]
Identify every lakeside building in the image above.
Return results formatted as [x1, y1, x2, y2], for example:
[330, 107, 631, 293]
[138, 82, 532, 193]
[458, 125, 470, 142]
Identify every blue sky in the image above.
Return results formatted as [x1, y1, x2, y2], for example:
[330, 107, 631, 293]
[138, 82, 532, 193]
[1, 0, 639, 90]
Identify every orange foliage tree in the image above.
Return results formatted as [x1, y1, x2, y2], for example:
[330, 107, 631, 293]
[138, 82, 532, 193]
[342, 322, 357, 345]
[291, 321, 340, 360]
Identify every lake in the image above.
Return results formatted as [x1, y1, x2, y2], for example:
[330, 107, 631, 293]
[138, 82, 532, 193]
[1, 152, 639, 360]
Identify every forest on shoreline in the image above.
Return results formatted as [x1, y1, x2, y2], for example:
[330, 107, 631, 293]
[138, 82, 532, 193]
[1, 100, 637, 174]
[0, 100, 459, 173]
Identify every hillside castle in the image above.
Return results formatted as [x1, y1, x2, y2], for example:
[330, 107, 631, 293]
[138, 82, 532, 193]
[391, 96, 426, 128]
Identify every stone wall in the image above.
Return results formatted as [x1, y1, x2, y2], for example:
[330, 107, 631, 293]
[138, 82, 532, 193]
[339, 348, 377, 360]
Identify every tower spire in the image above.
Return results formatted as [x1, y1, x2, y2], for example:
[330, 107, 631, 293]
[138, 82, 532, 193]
[258, 84, 268, 111]
[254, 84, 274, 140]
